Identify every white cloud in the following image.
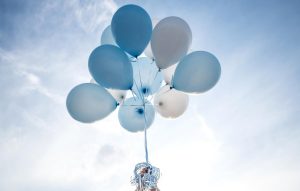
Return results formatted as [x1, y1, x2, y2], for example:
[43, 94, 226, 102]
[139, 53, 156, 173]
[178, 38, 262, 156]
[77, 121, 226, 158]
[1, 0, 300, 191]
[0, 1, 121, 190]
[70, 0, 117, 33]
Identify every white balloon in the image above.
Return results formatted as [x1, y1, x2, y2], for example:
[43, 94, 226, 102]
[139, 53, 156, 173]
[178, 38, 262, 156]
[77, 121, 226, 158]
[107, 89, 127, 103]
[90, 78, 96, 83]
[144, 18, 159, 60]
[151, 16, 192, 69]
[162, 64, 177, 84]
[90, 78, 127, 103]
[154, 85, 189, 118]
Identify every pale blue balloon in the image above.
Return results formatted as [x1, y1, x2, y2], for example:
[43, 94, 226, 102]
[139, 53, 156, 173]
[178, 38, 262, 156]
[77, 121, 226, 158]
[132, 57, 163, 98]
[66, 83, 117, 123]
[100, 25, 135, 60]
[88, 45, 133, 90]
[111, 4, 152, 57]
[173, 51, 221, 93]
[101, 25, 117, 46]
[118, 97, 155, 133]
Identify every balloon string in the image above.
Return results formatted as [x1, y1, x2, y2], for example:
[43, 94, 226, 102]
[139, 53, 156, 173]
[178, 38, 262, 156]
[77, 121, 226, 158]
[146, 60, 156, 93]
[144, 110, 149, 163]
[147, 68, 160, 102]
[130, 89, 137, 101]
[122, 103, 152, 107]
[150, 69, 160, 89]
[137, 60, 145, 100]
[142, 95, 149, 164]
[133, 78, 143, 99]
[136, 58, 149, 163]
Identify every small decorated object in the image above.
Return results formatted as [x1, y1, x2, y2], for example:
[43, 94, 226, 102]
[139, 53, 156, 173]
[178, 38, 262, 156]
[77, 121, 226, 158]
[131, 162, 160, 191]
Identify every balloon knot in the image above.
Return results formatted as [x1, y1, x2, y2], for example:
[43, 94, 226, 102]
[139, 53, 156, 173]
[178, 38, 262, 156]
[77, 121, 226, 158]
[137, 108, 144, 114]
[142, 87, 149, 94]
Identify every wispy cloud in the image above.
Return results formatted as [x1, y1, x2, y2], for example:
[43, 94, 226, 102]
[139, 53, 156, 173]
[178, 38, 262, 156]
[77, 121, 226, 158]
[0, 1, 124, 190]
[71, 0, 117, 32]
[1, 0, 300, 191]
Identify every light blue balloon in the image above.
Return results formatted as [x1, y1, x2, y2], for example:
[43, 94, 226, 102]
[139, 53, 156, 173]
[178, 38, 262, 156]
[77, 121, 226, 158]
[132, 57, 163, 98]
[111, 4, 152, 57]
[118, 97, 155, 133]
[101, 25, 117, 46]
[88, 45, 133, 90]
[66, 83, 117, 123]
[100, 25, 135, 60]
[173, 51, 221, 93]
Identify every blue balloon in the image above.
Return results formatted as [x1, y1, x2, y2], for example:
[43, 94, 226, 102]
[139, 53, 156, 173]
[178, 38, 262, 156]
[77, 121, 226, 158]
[118, 97, 155, 132]
[88, 45, 133, 90]
[173, 51, 221, 93]
[101, 25, 117, 46]
[132, 57, 163, 98]
[111, 4, 152, 57]
[66, 83, 117, 123]
[100, 25, 135, 60]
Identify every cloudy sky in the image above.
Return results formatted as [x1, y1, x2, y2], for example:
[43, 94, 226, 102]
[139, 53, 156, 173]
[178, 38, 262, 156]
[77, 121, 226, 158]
[1, 0, 300, 190]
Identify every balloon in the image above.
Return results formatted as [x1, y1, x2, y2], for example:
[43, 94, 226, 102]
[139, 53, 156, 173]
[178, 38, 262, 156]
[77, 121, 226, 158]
[111, 4, 152, 57]
[161, 48, 194, 84]
[151, 16, 192, 69]
[107, 89, 127, 103]
[66, 83, 117, 123]
[132, 57, 163, 98]
[118, 97, 155, 132]
[173, 51, 221, 93]
[144, 18, 159, 60]
[100, 25, 133, 59]
[90, 78, 127, 103]
[88, 45, 133, 90]
[162, 64, 177, 84]
[90, 78, 96, 84]
[154, 85, 189, 118]
[101, 25, 117, 46]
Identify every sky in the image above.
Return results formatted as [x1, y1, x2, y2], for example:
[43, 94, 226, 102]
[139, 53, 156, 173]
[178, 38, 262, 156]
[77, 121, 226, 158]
[1, 0, 300, 190]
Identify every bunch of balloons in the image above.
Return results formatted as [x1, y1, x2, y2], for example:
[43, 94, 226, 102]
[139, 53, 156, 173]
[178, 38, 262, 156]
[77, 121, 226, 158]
[66, 4, 221, 133]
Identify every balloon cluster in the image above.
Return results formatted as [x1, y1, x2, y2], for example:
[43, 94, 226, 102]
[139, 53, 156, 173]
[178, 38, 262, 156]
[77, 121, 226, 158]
[66, 4, 221, 132]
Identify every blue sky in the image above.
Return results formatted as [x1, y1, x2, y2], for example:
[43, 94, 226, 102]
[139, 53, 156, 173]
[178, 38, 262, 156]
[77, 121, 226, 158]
[1, 0, 300, 190]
